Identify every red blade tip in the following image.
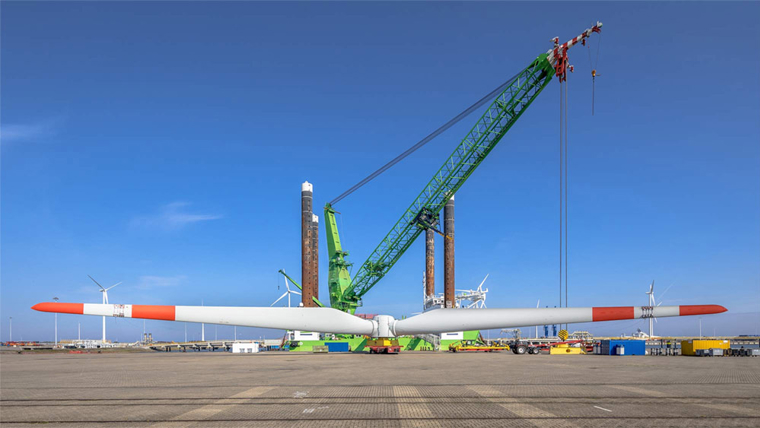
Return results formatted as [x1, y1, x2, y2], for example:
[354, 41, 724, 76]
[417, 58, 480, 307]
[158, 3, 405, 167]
[679, 305, 727, 316]
[31, 302, 84, 314]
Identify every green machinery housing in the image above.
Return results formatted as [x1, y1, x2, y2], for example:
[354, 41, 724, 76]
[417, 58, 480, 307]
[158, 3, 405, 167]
[325, 53, 556, 314]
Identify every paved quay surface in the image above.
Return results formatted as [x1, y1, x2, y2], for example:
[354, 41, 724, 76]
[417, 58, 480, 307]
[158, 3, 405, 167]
[1, 350, 759, 427]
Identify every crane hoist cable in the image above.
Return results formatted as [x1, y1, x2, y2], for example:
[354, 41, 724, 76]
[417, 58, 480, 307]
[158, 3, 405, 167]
[558, 57, 570, 328]
[584, 30, 602, 115]
[564, 71, 569, 329]
[329, 70, 522, 206]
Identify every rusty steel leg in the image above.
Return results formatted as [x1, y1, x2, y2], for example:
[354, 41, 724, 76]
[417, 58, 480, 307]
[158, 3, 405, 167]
[311, 214, 319, 302]
[425, 228, 435, 298]
[444, 195, 455, 308]
[301, 182, 315, 307]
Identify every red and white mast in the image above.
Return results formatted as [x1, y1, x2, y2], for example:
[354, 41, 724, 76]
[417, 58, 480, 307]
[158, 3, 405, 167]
[547, 21, 603, 81]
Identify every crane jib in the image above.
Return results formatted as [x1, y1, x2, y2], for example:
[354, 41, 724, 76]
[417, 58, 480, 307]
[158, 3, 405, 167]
[325, 55, 555, 310]
[327, 22, 603, 313]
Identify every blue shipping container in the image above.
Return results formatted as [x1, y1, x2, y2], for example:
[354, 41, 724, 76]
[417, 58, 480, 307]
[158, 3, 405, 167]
[326, 342, 350, 352]
[600, 340, 646, 356]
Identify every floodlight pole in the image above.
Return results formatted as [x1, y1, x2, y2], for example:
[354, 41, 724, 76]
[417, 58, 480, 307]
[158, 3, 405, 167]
[53, 297, 59, 346]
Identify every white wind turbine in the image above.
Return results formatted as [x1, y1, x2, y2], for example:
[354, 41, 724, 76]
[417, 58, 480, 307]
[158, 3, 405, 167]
[476, 275, 489, 309]
[89, 275, 121, 342]
[456, 274, 489, 309]
[646, 281, 656, 338]
[645, 281, 674, 338]
[271, 275, 301, 308]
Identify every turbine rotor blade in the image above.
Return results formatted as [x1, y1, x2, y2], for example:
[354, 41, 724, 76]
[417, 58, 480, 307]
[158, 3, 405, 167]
[393, 305, 727, 335]
[271, 293, 288, 307]
[32, 303, 375, 335]
[105, 282, 122, 291]
[477, 274, 489, 291]
[88, 275, 105, 291]
[658, 284, 674, 302]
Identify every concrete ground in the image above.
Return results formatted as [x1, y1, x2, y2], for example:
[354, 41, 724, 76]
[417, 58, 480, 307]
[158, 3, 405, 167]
[1, 350, 759, 427]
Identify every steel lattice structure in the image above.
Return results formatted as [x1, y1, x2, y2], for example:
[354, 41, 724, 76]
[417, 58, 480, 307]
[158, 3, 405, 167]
[325, 54, 555, 313]
[325, 23, 603, 314]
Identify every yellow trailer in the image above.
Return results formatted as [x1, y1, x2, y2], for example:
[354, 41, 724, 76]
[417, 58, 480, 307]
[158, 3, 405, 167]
[449, 341, 510, 352]
[681, 339, 730, 356]
[549, 343, 585, 355]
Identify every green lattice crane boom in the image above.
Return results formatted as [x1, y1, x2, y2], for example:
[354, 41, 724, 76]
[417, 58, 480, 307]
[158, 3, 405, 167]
[325, 23, 602, 314]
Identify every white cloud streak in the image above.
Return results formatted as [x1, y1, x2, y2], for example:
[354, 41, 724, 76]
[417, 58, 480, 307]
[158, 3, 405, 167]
[0, 120, 58, 144]
[130, 202, 222, 231]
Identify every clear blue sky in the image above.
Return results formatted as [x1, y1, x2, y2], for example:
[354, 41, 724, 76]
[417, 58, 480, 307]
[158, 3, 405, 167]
[2, 2, 758, 342]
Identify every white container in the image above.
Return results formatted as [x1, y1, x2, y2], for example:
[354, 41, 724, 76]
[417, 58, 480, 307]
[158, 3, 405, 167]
[232, 342, 259, 353]
[616, 344, 625, 356]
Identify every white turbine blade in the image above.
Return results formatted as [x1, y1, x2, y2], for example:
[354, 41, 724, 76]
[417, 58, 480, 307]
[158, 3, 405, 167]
[291, 290, 301, 295]
[270, 292, 288, 307]
[536, 299, 540, 309]
[88, 275, 106, 291]
[393, 305, 727, 335]
[105, 282, 122, 291]
[477, 274, 489, 291]
[658, 284, 674, 302]
[649, 281, 654, 294]
[32, 303, 376, 335]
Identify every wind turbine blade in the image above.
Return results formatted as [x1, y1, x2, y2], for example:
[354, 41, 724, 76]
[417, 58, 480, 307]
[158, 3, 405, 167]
[393, 305, 728, 335]
[477, 274, 489, 291]
[88, 275, 106, 291]
[31, 303, 375, 335]
[536, 299, 540, 309]
[270, 292, 288, 307]
[658, 284, 674, 302]
[105, 282, 122, 291]
[291, 290, 302, 295]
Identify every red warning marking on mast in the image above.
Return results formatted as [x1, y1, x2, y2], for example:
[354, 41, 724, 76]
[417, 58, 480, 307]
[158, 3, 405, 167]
[592, 306, 634, 322]
[132, 305, 175, 321]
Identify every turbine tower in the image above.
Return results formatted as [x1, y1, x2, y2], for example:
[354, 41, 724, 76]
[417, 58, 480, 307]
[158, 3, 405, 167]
[646, 281, 655, 338]
[89, 275, 121, 343]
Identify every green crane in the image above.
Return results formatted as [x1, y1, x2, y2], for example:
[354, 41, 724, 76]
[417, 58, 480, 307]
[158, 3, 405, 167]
[324, 23, 602, 314]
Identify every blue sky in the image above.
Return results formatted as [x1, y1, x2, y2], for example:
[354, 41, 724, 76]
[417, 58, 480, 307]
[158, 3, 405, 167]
[2, 2, 758, 342]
